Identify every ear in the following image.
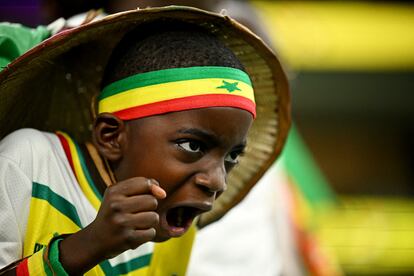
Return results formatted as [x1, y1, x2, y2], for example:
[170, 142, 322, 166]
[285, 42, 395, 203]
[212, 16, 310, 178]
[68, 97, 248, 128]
[93, 113, 127, 162]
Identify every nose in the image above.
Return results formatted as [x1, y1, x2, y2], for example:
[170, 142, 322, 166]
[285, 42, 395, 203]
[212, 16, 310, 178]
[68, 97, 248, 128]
[194, 162, 227, 197]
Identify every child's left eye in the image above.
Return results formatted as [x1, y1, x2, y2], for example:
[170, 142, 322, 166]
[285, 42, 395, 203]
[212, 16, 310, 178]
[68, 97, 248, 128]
[177, 141, 202, 153]
[224, 151, 241, 164]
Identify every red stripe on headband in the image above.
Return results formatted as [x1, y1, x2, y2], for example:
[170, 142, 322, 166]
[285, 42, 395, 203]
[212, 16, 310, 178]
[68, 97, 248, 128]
[113, 94, 256, 120]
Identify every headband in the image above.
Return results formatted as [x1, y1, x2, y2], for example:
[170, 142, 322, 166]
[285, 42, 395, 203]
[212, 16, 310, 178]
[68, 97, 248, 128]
[98, 66, 256, 120]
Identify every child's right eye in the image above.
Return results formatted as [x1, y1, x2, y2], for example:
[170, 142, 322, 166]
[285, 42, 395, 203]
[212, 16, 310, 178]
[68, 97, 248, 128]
[177, 141, 203, 153]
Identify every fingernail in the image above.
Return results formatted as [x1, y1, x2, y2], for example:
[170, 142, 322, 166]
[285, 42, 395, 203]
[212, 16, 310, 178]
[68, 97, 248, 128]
[150, 182, 166, 199]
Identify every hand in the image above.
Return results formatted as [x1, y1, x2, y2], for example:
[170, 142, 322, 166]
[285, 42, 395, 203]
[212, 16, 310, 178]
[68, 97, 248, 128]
[59, 177, 166, 275]
[92, 177, 166, 257]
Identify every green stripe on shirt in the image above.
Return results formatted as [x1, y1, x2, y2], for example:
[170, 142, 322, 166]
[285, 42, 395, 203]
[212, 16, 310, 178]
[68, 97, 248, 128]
[32, 182, 82, 228]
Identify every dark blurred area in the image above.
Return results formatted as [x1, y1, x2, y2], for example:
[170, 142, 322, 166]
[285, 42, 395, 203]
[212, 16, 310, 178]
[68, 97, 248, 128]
[0, 0, 42, 27]
[0, 0, 228, 27]
[294, 71, 414, 196]
[1, 0, 414, 27]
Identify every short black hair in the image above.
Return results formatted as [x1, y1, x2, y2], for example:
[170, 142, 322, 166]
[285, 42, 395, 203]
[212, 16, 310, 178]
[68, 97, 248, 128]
[101, 20, 245, 87]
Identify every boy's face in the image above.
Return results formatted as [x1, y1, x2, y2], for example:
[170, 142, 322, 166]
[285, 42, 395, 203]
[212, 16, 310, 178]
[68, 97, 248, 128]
[116, 107, 253, 241]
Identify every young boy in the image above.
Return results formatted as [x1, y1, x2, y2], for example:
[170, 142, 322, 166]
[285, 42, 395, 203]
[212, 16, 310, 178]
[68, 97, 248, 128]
[0, 6, 289, 275]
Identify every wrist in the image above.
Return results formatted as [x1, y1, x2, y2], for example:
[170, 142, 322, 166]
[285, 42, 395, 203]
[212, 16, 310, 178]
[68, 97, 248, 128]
[46, 236, 69, 275]
[59, 226, 106, 275]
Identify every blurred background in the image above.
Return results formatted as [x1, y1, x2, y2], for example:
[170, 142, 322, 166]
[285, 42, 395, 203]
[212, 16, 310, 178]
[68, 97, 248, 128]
[1, 0, 414, 275]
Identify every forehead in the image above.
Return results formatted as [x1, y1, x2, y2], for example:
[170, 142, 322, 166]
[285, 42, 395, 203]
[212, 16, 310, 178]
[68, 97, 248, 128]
[128, 107, 253, 146]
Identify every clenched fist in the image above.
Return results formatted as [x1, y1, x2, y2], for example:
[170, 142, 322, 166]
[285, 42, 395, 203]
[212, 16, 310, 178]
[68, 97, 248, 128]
[59, 177, 166, 275]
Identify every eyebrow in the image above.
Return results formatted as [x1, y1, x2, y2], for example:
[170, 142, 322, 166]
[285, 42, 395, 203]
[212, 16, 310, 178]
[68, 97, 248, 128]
[177, 128, 246, 149]
[178, 128, 219, 145]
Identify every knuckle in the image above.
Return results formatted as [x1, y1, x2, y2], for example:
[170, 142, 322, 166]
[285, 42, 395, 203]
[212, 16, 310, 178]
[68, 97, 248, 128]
[147, 228, 156, 239]
[143, 178, 152, 189]
[136, 212, 159, 229]
[131, 177, 151, 191]
[131, 176, 147, 184]
[148, 197, 158, 209]
[140, 228, 156, 242]
[124, 228, 156, 249]
[124, 230, 138, 248]
[109, 202, 122, 213]
[113, 214, 128, 228]
[150, 212, 159, 225]
[104, 186, 115, 198]
[105, 185, 120, 199]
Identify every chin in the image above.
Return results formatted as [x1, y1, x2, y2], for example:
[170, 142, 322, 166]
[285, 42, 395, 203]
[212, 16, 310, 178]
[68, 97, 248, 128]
[153, 224, 190, 242]
[153, 236, 170, 243]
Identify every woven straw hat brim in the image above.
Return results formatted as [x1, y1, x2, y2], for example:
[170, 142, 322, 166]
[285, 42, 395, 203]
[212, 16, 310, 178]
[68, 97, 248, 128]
[0, 6, 290, 227]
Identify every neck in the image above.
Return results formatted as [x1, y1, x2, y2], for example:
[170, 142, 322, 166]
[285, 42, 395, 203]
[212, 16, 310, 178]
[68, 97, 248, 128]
[79, 142, 112, 196]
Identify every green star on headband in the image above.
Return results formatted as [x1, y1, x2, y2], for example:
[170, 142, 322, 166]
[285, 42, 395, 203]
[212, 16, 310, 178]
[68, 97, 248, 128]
[98, 66, 256, 120]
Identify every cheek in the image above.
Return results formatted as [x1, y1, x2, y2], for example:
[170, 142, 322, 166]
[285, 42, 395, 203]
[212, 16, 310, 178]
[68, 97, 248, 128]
[122, 144, 167, 179]
[159, 184, 197, 210]
[126, 146, 191, 194]
[156, 162, 193, 195]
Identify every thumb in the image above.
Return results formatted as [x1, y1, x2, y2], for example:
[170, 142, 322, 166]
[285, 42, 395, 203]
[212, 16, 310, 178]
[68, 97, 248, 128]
[149, 179, 167, 199]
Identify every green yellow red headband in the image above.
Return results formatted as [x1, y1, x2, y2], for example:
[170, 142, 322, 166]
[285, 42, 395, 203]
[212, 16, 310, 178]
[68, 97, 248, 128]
[98, 66, 256, 120]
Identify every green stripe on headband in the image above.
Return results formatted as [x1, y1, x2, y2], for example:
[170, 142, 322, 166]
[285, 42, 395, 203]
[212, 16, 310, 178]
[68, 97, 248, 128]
[99, 66, 252, 100]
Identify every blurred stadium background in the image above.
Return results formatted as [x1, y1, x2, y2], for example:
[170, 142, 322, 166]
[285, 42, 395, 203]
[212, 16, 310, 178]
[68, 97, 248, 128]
[256, 2, 414, 275]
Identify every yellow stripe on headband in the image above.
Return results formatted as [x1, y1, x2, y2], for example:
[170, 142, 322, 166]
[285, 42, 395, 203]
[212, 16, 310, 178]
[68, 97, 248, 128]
[99, 78, 254, 113]
[98, 66, 256, 119]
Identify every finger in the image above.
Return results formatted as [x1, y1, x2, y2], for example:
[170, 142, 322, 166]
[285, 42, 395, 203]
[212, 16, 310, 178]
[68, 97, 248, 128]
[133, 212, 159, 229]
[110, 194, 158, 213]
[127, 228, 157, 248]
[150, 179, 167, 199]
[110, 177, 153, 196]
[121, 212, 159, 229]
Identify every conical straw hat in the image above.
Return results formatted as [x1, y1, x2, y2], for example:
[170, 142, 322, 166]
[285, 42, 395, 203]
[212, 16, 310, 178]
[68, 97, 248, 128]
[0, 6, 290, 227]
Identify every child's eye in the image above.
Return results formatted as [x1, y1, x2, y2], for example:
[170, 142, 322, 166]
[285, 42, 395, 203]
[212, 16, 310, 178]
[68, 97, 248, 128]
[177, 141, 203, 153]
[224, 151, 242, 164]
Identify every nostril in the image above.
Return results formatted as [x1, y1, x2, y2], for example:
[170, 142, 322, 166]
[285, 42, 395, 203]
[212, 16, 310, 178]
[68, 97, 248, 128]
[194, 175, 223, 197]
[197, 184, 216, 197]
[194, 165, 226, 195]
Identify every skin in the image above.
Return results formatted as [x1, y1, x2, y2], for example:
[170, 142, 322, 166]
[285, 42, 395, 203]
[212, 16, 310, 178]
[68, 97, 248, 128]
[59, 107, 253, 275]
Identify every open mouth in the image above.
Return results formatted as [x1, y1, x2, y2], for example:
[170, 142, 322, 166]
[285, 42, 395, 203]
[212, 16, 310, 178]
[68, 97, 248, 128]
[166, 206, 201, 229]
[161, 205, 209, 237]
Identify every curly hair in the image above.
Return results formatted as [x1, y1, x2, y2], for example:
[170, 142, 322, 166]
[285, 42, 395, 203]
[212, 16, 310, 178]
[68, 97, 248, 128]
[101, 20, 245, 87]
